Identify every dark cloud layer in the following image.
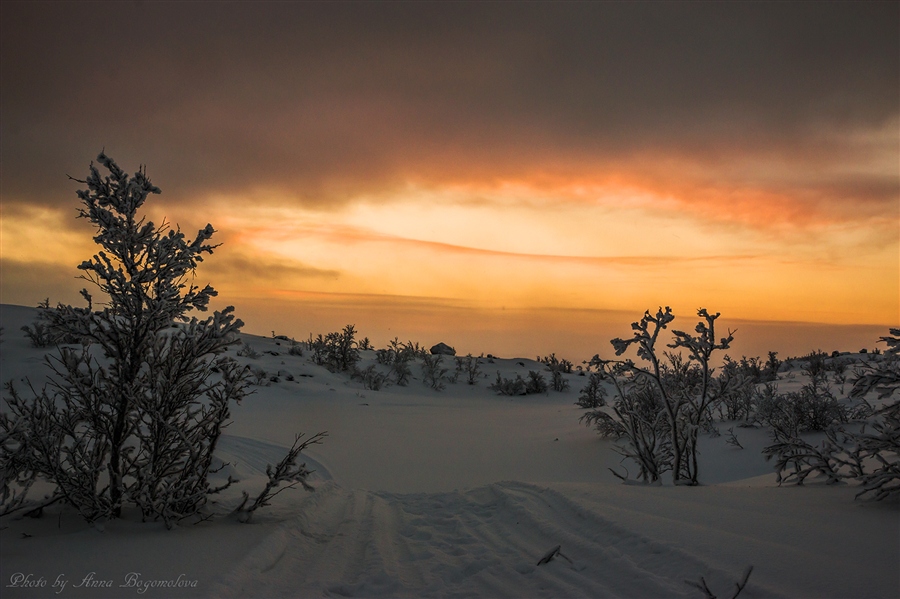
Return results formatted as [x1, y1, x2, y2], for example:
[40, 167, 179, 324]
[2, 1, 897, 210]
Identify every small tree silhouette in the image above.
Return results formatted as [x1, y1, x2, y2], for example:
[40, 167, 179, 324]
[0, 153, 324, 525]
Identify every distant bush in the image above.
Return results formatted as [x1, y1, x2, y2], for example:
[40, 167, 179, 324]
[540, 354, 571, 392]
[237, 342, 261, 359]
[376, 338, 425, 365]
[453, 354, 481, 386]
[352, 364, 389, 391]
[756, 374, 846, 437]
[249, 366, 269, 385]
[391, 359, 412, 386]
[421, 354, 448, 391]
[489, 371, 550, 396]
[375, 338, 422, 385]
[309, 325, 360, 372]
[526, 371, 549, 394]
[713, 357, 759, 422]
[576, 372, 607, 409]
[491, 372, 527, 396]
[539, 353, 573, 373]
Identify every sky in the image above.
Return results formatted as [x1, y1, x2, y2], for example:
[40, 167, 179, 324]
[1, 1, 898, 361]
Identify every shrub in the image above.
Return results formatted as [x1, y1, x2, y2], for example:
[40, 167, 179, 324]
[576, 372, 607, 409]
[421, 354, 447, 391]
[390, 359, 412, 386]
[491, 372, 527, 396]
[763, 329, 900, 501]
[376, 338, 423, 365]
[756, 376, 846, 437]
[580, 372, 672, 484]
[0, 154, 323, 525]
[584, 307, 733, 485]
[713, 357, 759, 422]
[237, 342, 261, 359]
[454, 354, 481, 385]
[765, 351, 782, 378]
[309, 325, 360, 372]
[288, 340, 304, 356]
[351, 365, 389, 391]
[20, 299, 82, 347]
[539, 353, 573, 373]
[526, 371, 549, 394]
[540, 354, 571, 392]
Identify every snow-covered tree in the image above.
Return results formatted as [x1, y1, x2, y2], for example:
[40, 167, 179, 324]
[0, 153, 321, 525]
[581, 308, 734, 485]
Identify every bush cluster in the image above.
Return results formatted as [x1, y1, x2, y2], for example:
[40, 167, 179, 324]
[308, 325, 360, 373]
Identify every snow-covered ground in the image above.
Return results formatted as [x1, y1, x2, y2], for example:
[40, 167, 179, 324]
[1, 304, 897, 598]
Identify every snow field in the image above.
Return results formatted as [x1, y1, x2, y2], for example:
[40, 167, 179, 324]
[1, 305, 897, 598]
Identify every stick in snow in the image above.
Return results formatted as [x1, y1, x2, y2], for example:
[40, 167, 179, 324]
[537, 545, 573, 565]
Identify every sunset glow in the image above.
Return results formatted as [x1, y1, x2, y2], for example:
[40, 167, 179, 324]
[1, 2, 896, 360]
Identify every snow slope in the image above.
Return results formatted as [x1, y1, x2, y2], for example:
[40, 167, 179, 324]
[1, 304, 897, 598]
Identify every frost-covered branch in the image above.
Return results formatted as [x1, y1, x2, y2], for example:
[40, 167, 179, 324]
[234, 432, 328, 522]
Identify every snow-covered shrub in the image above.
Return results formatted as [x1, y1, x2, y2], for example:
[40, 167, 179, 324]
[763, 329, 899, 500]
[249, 366, 269, 386]
[308, 333, 327, 364]
[351, 365, 389, 391]
[390, 359, 412, 386]
[491, 372, 527, 396]
[765, 351, 782, 378]
[576, 372, 607, 408]
[579, 362, 672, 483]
[376, 338, 423, 366]
[756, 375, 846, 438]
[539, 354, 573, 373]
[375, 339, 400, 365]
[0, 154, 323, 525]
[20, 299, 82, 347]
[850, 400, 900, 500]
[234, 432, 326, 523]
[488, 371, 550, 396]
[763, 425, 859, 487]
[852, 329, 900, 400]
[407, 341, 428, 360]
[421, 354, 447, 391]
[582, 307, 733, 485]
[800, 350, 830, 379]
[308, 325, 360, 372]
[20, 321, 58, 348]
[540, 354, 571, 392]
[452, 354, 481, 385]
[526, 371, 549, 394]
[711, 359, 757, 423]
[237, 342, 261, 359]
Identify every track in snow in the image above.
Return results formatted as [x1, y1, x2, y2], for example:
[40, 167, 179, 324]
[215, 481, 768, 598]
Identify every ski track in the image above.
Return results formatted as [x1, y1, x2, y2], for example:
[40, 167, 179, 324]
[213, 481, 768, 598]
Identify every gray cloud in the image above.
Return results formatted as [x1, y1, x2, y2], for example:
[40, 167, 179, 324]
[204, 253, 341, 285]
[1, 1, 896, 210]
